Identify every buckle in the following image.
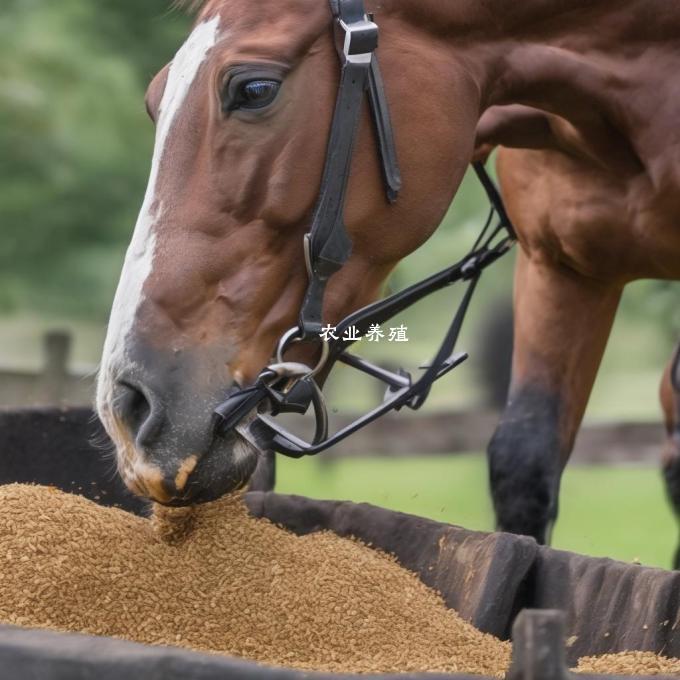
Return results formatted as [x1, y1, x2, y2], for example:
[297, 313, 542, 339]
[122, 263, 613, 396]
[275, 327, 330, 378]
[339, 17, 378, 63]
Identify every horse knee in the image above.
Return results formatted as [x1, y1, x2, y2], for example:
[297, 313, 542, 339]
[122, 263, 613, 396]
[487, 386, 563, 544]
[663, 452, 680, 571]
[663, 442, 680, 512]
[660, 345, 680, 568]
[663, 431, 680, 569]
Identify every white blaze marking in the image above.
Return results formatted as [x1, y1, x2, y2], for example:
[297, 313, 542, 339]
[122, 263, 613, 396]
[97, 16, 220, 417]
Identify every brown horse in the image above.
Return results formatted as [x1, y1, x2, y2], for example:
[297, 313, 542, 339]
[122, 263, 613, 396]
[472, 5, 680, 558]
[97, 0, 680, 561]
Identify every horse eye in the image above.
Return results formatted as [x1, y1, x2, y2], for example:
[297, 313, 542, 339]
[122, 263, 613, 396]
[237, 79, 280, 110]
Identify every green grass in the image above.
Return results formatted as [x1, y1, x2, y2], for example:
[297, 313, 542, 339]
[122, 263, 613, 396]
[276, 454, 678, 571]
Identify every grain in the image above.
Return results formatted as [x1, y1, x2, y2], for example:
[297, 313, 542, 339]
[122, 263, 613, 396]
[0, 484, 510, 676]
[576, 651, 680, 676]
[1, 484, 678, 677]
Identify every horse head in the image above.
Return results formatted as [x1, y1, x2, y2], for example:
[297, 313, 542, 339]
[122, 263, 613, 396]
[96, 0, 482, 504]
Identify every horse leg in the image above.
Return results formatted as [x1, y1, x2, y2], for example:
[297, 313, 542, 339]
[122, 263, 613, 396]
[660, 343, 680, 569]
[488, 250, 622, 543]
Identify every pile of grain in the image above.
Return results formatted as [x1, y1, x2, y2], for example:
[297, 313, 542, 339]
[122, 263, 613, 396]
[576, 652, 680, 676]
[0, 484, 678, 677]
[0, 484, 510, 676]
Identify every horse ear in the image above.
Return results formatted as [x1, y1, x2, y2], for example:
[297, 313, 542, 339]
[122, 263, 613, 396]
[145, 66, 170, 124]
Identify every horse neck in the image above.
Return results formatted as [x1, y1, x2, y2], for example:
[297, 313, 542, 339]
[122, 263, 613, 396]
[376, 0, 668, 147]
[373, 0, 647, 44]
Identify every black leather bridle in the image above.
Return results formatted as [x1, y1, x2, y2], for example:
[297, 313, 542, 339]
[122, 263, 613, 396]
[214, 0, 516, 458]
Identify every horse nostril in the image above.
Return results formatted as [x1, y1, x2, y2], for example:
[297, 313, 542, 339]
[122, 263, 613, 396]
[114, 381, 152, 438]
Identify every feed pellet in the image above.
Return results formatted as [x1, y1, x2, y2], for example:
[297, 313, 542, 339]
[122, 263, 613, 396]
[0, 484, 510, 676]
[576, 652, 680, 676]
[0, 483, 678, 677]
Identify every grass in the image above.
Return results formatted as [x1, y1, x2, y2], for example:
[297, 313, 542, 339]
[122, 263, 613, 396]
[276, 454, 678, 571]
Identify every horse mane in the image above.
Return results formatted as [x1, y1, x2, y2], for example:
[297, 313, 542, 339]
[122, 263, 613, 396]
[173, 0, 216, 15]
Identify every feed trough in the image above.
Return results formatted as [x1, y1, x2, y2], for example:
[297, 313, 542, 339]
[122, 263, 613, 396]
[0, 408, 678, 680]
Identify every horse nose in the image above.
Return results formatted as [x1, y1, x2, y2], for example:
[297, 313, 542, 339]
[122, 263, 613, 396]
[111, 379, 197, 503]
[128, 455, 199, 505]
[113, 380, 160, 448]
[100, 360, 259, 506]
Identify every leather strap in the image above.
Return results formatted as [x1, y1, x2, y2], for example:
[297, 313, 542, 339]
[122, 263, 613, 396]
[369, 57, 402, 203]
[473, 162, 516, 239]
[332, 0, 401, 202]
[300, 60, 372, 334]
[299, 0, 401, 337]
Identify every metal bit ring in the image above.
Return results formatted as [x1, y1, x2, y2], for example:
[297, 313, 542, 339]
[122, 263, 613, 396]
[275, 327, 330, 379]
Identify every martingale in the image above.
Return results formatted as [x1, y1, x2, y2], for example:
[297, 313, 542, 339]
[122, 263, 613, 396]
[214, 0, 516, 458]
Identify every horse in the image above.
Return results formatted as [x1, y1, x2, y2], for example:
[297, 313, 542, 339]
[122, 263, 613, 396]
[472, 9, 680, 558]
[96, 0, 680, 563]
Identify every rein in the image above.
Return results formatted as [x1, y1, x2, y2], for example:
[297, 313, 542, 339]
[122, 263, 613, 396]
[214, 0, 516, 458]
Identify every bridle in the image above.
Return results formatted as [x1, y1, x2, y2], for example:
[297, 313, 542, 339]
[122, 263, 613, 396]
[214, 0, 516, 457]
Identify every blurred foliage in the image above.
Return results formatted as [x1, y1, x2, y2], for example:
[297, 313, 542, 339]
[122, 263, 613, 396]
[0, 0, 188, 318]
[620, 280, 679, 345]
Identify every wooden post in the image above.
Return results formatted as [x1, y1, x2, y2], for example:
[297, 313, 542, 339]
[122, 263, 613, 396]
[507, 610, 572, 680]
[42, 331, 71, 405]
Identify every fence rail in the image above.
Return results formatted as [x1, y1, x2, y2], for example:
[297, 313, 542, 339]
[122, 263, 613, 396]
[0, 333, 667, 464]
[0, 332, 93, 408]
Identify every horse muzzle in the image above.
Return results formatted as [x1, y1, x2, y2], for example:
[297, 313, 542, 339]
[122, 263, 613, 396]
[97, 348, 261, 506]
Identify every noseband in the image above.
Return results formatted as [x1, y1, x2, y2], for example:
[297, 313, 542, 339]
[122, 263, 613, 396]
[214, 0, 516, 457]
